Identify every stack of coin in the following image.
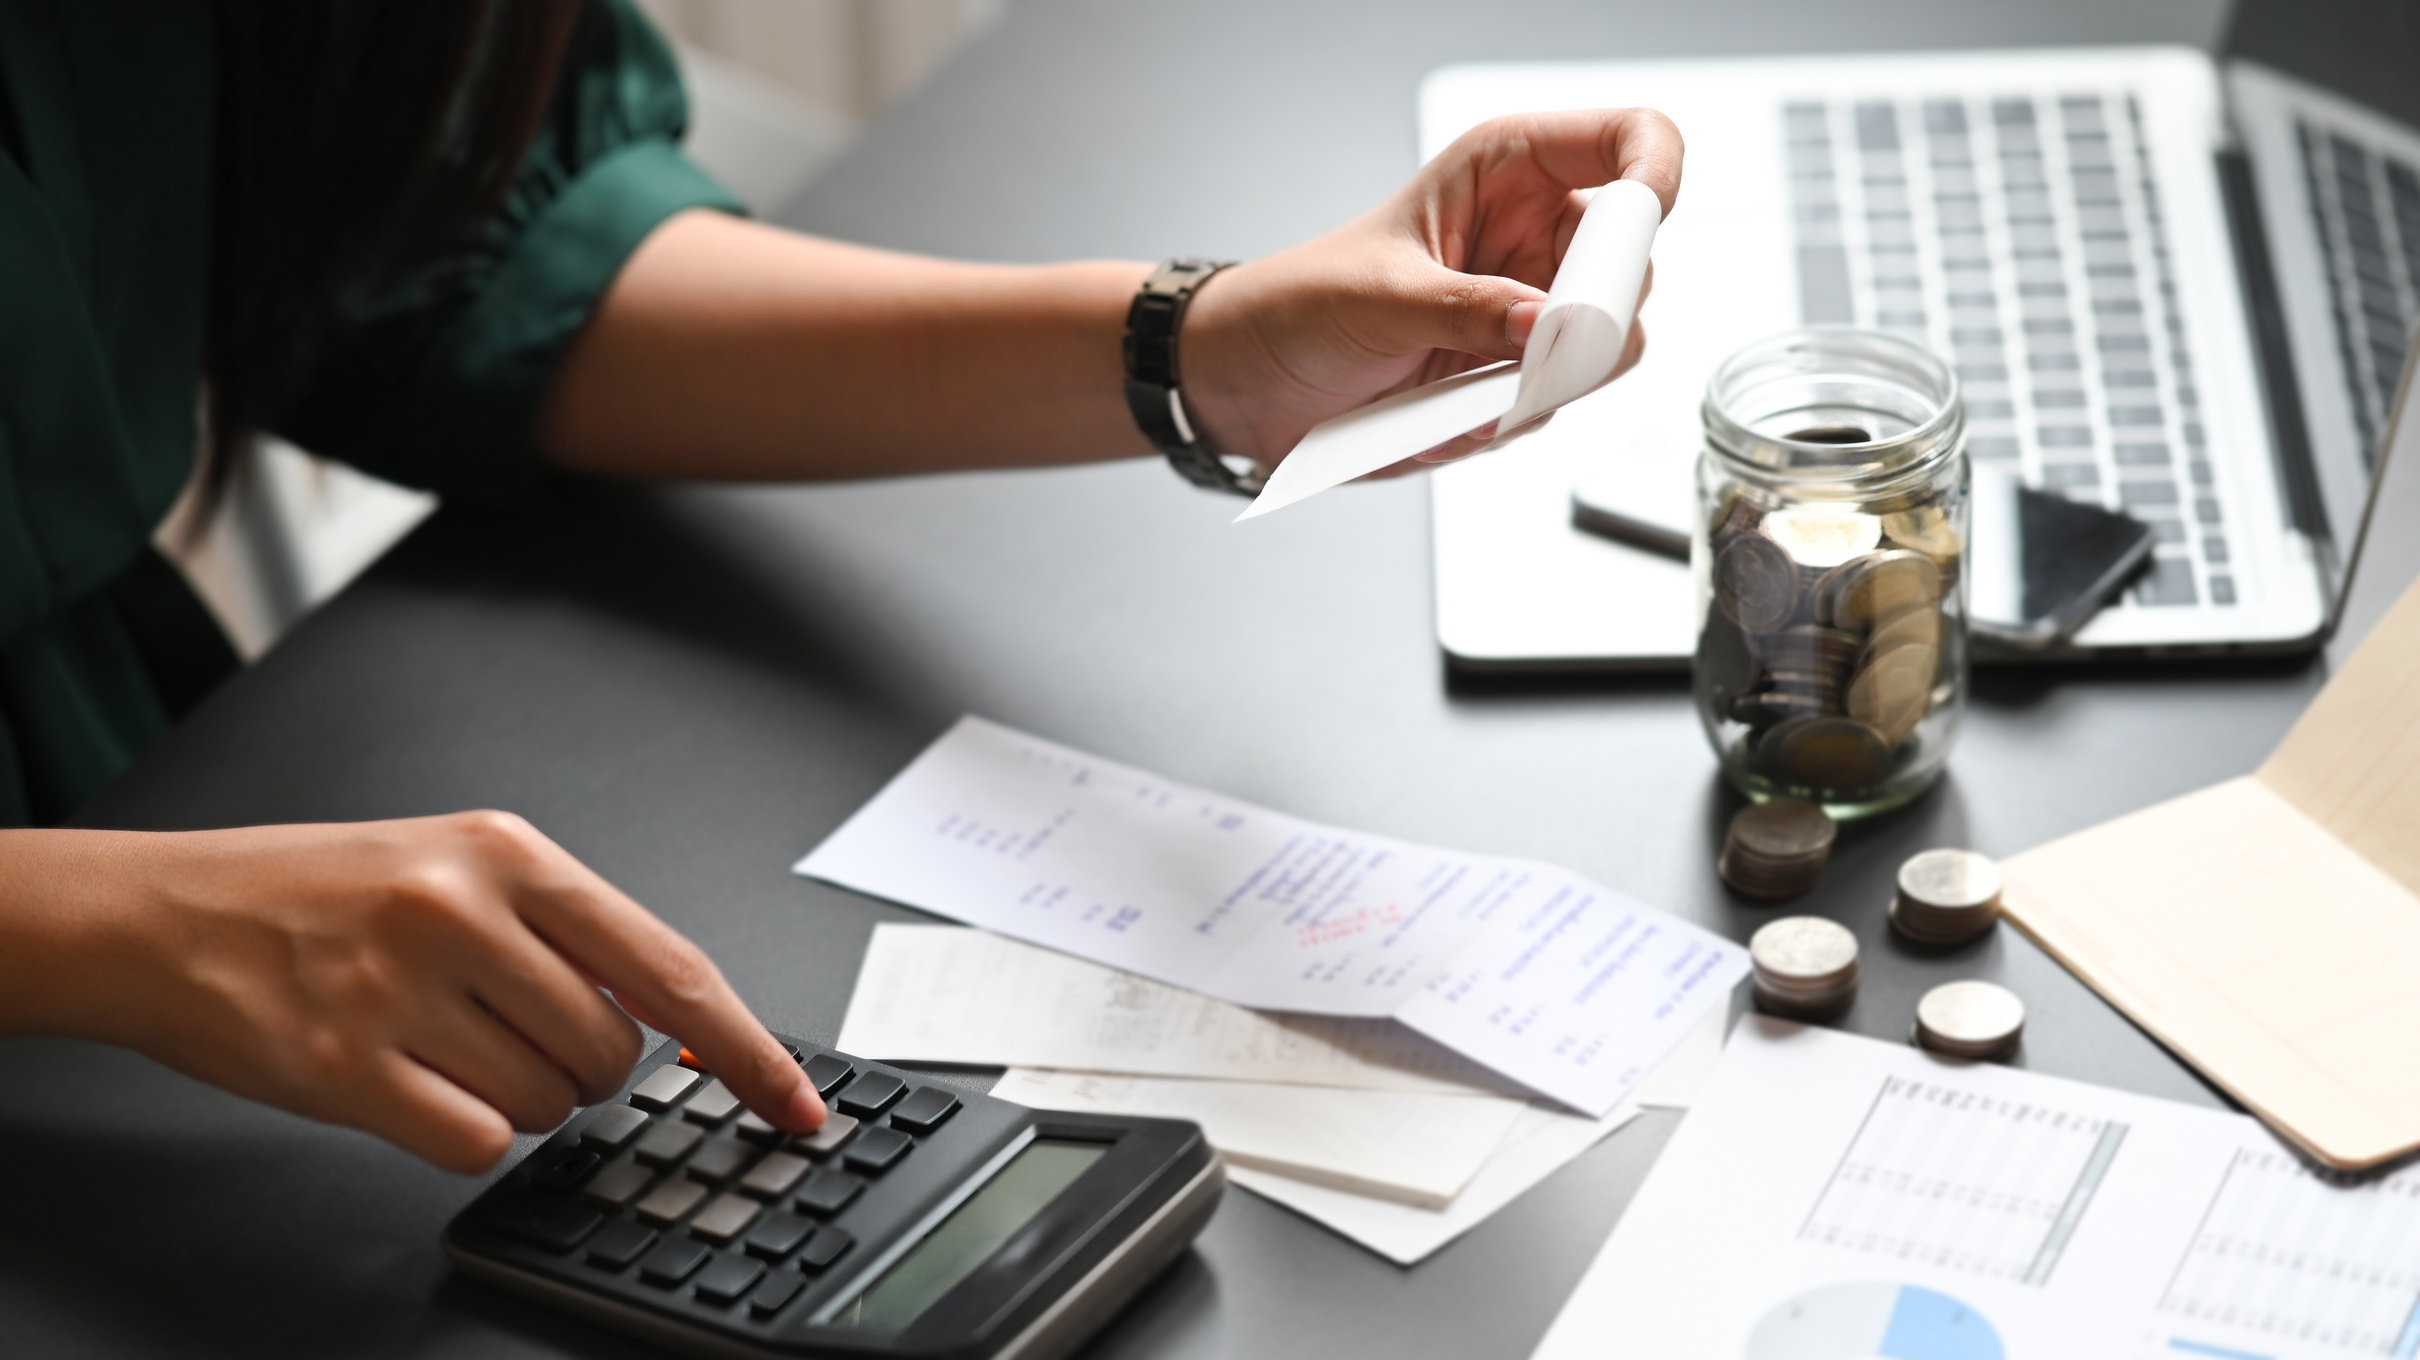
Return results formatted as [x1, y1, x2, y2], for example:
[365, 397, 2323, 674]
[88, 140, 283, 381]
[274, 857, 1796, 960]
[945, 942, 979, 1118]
[1750, 916, 1860, 1020]
[1913, 980, 2025, 1060]
[1718, 799, 1837, 900]
[1702, 499, 1958, 800]
[1889, 848, 2005, 947]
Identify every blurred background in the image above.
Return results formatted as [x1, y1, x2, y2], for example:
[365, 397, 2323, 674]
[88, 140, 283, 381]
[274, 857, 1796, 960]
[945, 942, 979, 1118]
[166, 0, 1009, 659]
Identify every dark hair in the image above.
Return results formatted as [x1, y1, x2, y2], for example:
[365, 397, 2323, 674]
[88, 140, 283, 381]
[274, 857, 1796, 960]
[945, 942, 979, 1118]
[203, 0, 583, 504]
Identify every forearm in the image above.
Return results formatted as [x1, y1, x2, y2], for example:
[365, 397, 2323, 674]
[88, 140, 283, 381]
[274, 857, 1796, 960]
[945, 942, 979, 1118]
[0, 829, 152, 1042]
[540, 211, 1155, 480]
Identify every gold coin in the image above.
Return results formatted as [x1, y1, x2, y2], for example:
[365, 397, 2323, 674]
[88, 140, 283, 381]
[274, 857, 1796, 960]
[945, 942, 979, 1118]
[1713, 532, 1801, 633]
[1848, 642, 1937, 746]
[1761, 507, 1883, 569]
[1864, 603, 1942, 660]
[1882, 505, 1964, 560]
[1766, 716, 1892, 790]
[1820, 550, 1942, 632]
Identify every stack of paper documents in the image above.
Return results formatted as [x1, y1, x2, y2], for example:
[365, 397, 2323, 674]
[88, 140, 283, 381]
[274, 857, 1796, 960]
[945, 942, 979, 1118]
[839, 925, 1724, 1263]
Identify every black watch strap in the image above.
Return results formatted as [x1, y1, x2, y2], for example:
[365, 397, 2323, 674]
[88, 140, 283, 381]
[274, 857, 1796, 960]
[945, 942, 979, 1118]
[1123, 258, 1263, 495]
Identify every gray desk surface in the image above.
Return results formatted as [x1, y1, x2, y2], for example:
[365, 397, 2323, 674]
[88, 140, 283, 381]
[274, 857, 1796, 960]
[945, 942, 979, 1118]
[4, 1, 2343, 1356]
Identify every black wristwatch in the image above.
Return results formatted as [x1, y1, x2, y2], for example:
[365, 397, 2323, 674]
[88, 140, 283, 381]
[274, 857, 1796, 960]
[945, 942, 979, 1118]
[1122, 258, 1264, 495]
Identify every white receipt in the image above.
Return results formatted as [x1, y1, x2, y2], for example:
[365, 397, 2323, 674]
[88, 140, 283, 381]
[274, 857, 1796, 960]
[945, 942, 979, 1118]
[1237, 178, 1663, 522]
[839, 924, 1520, 1095]
[796, 716, 1746, 1116]
[986, 1069, 1525, 1210]
[1533, 1019, 2420, 1360]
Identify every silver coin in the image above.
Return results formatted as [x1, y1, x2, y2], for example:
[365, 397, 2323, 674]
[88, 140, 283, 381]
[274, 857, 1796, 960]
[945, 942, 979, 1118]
[1749, 916, 1859, 981]
[1915, 980, 2026, 1049]
[1897, 848, 2003, 912]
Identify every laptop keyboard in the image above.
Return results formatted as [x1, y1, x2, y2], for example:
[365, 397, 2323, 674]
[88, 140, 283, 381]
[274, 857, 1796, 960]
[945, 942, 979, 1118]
[1785, 93, 2225, 609]
[2295, 122, 2420, 474]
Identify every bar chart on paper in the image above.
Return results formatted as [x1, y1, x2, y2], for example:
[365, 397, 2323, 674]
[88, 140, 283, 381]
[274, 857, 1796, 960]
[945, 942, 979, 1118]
[2155, 1148, 2420, 1359]
[1798, 1075, 2129, 1284]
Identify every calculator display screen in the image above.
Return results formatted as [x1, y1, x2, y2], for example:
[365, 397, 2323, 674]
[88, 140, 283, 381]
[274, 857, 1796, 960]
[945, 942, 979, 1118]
[831, 1139, 1106, 1332]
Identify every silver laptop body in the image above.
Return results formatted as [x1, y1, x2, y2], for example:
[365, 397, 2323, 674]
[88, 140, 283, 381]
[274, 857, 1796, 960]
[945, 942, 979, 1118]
[1426, 32, 2420, 670]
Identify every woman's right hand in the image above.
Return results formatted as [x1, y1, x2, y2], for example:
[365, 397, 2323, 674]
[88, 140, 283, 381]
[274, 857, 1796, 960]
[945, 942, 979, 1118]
[0, 812, 823, 1173]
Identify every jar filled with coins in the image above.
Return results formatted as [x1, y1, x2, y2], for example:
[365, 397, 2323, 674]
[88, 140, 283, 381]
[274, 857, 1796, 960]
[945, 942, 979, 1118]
[1694, 329, 1968, 818]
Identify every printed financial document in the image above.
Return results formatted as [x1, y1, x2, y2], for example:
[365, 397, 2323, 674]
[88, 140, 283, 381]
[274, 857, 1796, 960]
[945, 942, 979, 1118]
[797, 717, 1746, 1116]
[1534, 1018, 2420, 1360]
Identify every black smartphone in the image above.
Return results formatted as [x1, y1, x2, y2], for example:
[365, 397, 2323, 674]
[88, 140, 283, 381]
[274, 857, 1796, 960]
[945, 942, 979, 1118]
[1966, 468, 2158, 649]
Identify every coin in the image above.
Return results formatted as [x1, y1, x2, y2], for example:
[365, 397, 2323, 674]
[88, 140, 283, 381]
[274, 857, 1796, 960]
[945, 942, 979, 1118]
[1882, 505, 1964, 560]
[1914, 980, 2025, 1060]
[1762, 507, 1883, 569]
[1750, 915, 1860, 1020]
[1768, 716, 1892, 790]
[1749, 624, 1860, 672]
[1847, 643, 1937, 747]
[1730, 691, 1827, 729]
[1697, 603, 1761, 711]
[1864, 603, 1942, 660]
[1719, 798, 1837, 900]
[1889, 848, 2004, 947]
[1714, 532, 1801, 633]
[1816, 550, 1943, 631]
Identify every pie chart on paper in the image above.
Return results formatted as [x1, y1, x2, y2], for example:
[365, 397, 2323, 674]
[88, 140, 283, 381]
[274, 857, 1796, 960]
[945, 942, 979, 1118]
[1746, 1282, 2005, 1360]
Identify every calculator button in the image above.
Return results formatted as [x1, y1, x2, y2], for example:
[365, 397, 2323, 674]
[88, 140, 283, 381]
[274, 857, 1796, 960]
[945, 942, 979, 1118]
[639, 1239, 711, 1287]
[635, 1178, 710, 1226]
[741, 1151, 811, 1199]
[888, 1088, 960, 1133]
[843, 1126, 913, 1174]
[481, 1189, 602, 1252]
[683, 1079, 743, 1125]
[749, 1270, 807, 1315]
[582, 1159, 656, 1208]
[689, 1194, 763, 1245]
[693, 1253, 766, 1305]
[686, 1135, 755, 1182]
[743, 1211, 814, 1260]
[586, 1222, 658, 1270]
[631, 1065, 701, 1111]
[801, 1053, 853, 1095]
[732, 1110, 781, 1145]
[795, 1168, 865, 1216]
[531, 1145, 602, 1192]
[795, 1113, 859, 1159]
[581, 1104, 651, 1151]
[634, 1121, 705, 1167]
[836, 1073, 904, 1116]
[795, 1226, 855, 1273]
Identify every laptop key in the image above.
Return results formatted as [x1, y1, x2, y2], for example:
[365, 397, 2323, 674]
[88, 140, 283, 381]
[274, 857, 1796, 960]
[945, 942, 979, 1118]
[481, 1189, 601, 1252]
[689, 1194, 762, 1245]
[795, 1226, 855, 1273]
[581, 1104, 651, 1151]
[796, 1168, 865, 1216]
[686, 1134, 755, 1183]
[586, 1222, 657, 1270]
[582, 1159, 655, 1208]
[694, 1254, 765, 1306]
[683, 1079, 743, 1125]
[795, 1113, 859, 1159]
[639, 1239, 711, 1287]
[634, 1121, 705, 1167]
[749, 1270, 807, 1315]
[741, 1151, 811, 1199]
[801, 1054, 853, 1096]
[889, 1087, 960, 1133]
[837, 1073, 905, 1117]
[630, 1065, 700, 1111]
[530, 1145, 601, 1192]
[744, 1211, 815, 1260]
[635, 1178, 709, 1226]
[732, 1110, 782, 1145]
[844, 1126, 913, 1174]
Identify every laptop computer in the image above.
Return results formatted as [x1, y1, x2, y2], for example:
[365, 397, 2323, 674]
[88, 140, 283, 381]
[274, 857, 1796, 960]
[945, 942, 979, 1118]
[1427, 0, 2420, 671]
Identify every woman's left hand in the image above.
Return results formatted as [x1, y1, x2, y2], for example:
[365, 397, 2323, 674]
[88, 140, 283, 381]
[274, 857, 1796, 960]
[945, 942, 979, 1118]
[1178, 107, 1682, 473]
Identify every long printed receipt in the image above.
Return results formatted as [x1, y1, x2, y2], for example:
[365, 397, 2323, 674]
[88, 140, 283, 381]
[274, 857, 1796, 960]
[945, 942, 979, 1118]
[795, 716, 1745, 1116]
[1236, 178, 1664, 521]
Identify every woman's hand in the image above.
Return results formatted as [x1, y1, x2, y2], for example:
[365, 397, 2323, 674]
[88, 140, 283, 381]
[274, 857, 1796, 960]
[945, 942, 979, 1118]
[0, 814, 822, 1173]
[1179, 108, 1683, 471]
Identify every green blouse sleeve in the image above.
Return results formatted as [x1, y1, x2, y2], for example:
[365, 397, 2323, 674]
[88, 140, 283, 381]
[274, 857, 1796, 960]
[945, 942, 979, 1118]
[281, 0, 743, 506]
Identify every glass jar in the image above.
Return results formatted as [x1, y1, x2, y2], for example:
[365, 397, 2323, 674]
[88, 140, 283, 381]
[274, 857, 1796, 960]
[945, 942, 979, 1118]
[1693, 329, 1969, 819]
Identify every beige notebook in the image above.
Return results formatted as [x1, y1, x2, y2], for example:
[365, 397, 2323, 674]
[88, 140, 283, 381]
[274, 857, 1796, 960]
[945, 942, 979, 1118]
[2004, 575, 2420, 1169]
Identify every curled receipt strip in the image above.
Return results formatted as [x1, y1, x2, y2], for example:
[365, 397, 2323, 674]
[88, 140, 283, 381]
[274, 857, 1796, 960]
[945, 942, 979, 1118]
[1236, 178, 1664, 522]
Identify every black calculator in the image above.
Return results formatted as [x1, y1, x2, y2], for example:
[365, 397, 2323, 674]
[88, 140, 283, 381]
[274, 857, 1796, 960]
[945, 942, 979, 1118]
[445, 1034, 1221, 1359]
